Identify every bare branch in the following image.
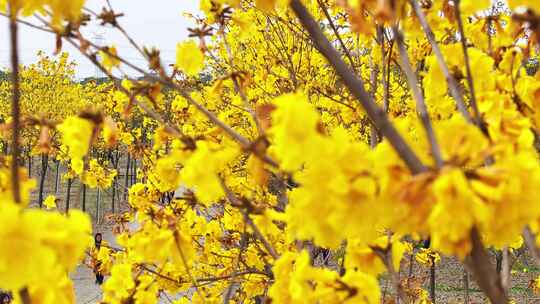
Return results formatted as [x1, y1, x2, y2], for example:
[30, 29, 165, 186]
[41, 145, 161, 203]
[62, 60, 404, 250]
[172, 230, 205, 299]
[0, 12, 54, 33]
[454, 0, 486, 133]
[376, 26, 393, 113]
[290, 0, 427, 174]
[409, 0, 473, 123]
[13, 13, 277, 167]
[219, 27, 263, 135]
[371, 243, 407, 303]
[223, 216, 248, 304]
[77, 36, 279, 166]
[317, 0, 357, 72]
[32, 14, 255, 149]
[219, 177, 280, 260]
[393, 27, 444, 168]
[369, 47, 379, 149]
[464, 228, 508, 304]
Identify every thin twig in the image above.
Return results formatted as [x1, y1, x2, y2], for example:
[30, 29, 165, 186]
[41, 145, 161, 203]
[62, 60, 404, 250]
[317, 0, 357, 72]
[114, 24, 146, 59]
[31, 15, 261, 157]
[173, 230, 206, 303]
[463, 269, 470, 304]
[371, 244, 406, 303]
[393, 26, 444, 167]
[454, 0, 485, 131]
[244, 214, 279, 260]
[0, 12, 54, 33]
[378, 26, 391, 113]
[219, 26, 263, 135]
[409, 0, 473, 123]
[223, 216, 248, 304]
[219, 177, 279, 260]
[368, 42, 379, 148]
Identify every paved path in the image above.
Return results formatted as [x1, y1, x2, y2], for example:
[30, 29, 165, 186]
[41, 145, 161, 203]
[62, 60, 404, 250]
[72, 266, 102, 304]
[72, 227, 116, 304]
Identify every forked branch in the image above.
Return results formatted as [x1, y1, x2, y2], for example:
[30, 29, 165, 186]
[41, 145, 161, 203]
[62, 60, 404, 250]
[290, 0, 426, 174]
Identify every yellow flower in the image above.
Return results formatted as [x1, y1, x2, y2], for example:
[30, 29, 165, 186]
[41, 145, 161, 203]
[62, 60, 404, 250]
[82, 159, 117, 189]
[57, 116, 94, 174]
[0, 204, 91, 291]
[43, 195, 57, 210]
[269, 250, 380, 303]
[180, 141, 238, 205]
[172, 95, 189, 111]
[255, 0, 288, 12]
[270, 92, 322, 171]
[231, 9, 257, 41]
[176, 40, 204, 77]
[460, 0, 491, 16]
[1, 0, 85, 25]
[531, 276, 540, 294]
[103, 263, 135, 302]
[103, 116, 119, 148]
[415, 248, 441, 267]
[152, 151, 183, 192]
[100, 46, 120, 72]
[428, 168, 491, 258]
[508, 0, 540, 14]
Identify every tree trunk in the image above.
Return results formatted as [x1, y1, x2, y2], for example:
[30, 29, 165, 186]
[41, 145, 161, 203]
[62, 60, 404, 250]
[495, 250, 503, 273]
[131, 158, 137, 185]
[407, 252, 414, 288]
[37, 154, 48, 208]
[112, 177, 117, 213]
[82, 184, 86, 212]
[501, 248, 511, 294]
[65, 178, 72, 213]
[464, 270, 470, 304]
[111, 149, 119, 213]
[27, 153, 32, 177]
[124, 153, 130, 201]
[430, 263, 436, 303]
[54, 160, 60, 194]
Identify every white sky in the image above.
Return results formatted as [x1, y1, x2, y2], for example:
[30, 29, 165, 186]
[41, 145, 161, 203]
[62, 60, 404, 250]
[0, 0, 200, 78]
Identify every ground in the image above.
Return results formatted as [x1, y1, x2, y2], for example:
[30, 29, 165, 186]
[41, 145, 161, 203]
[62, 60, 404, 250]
[73, 262, 103, 304]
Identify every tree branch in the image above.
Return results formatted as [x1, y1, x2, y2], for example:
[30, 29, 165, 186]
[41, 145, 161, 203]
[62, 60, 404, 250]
[454, 0, 487, 134]
[464, 228, 508, 304]
[409, 0, 473, 123]
[290, 0, 426, 174]
[317, 0, 357, 72]
[393, 26, 444, 168]
[219, 176, 279, 260]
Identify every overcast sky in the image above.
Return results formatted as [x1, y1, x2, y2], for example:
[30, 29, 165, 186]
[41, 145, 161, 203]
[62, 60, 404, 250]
[0, 0, 199, 78]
